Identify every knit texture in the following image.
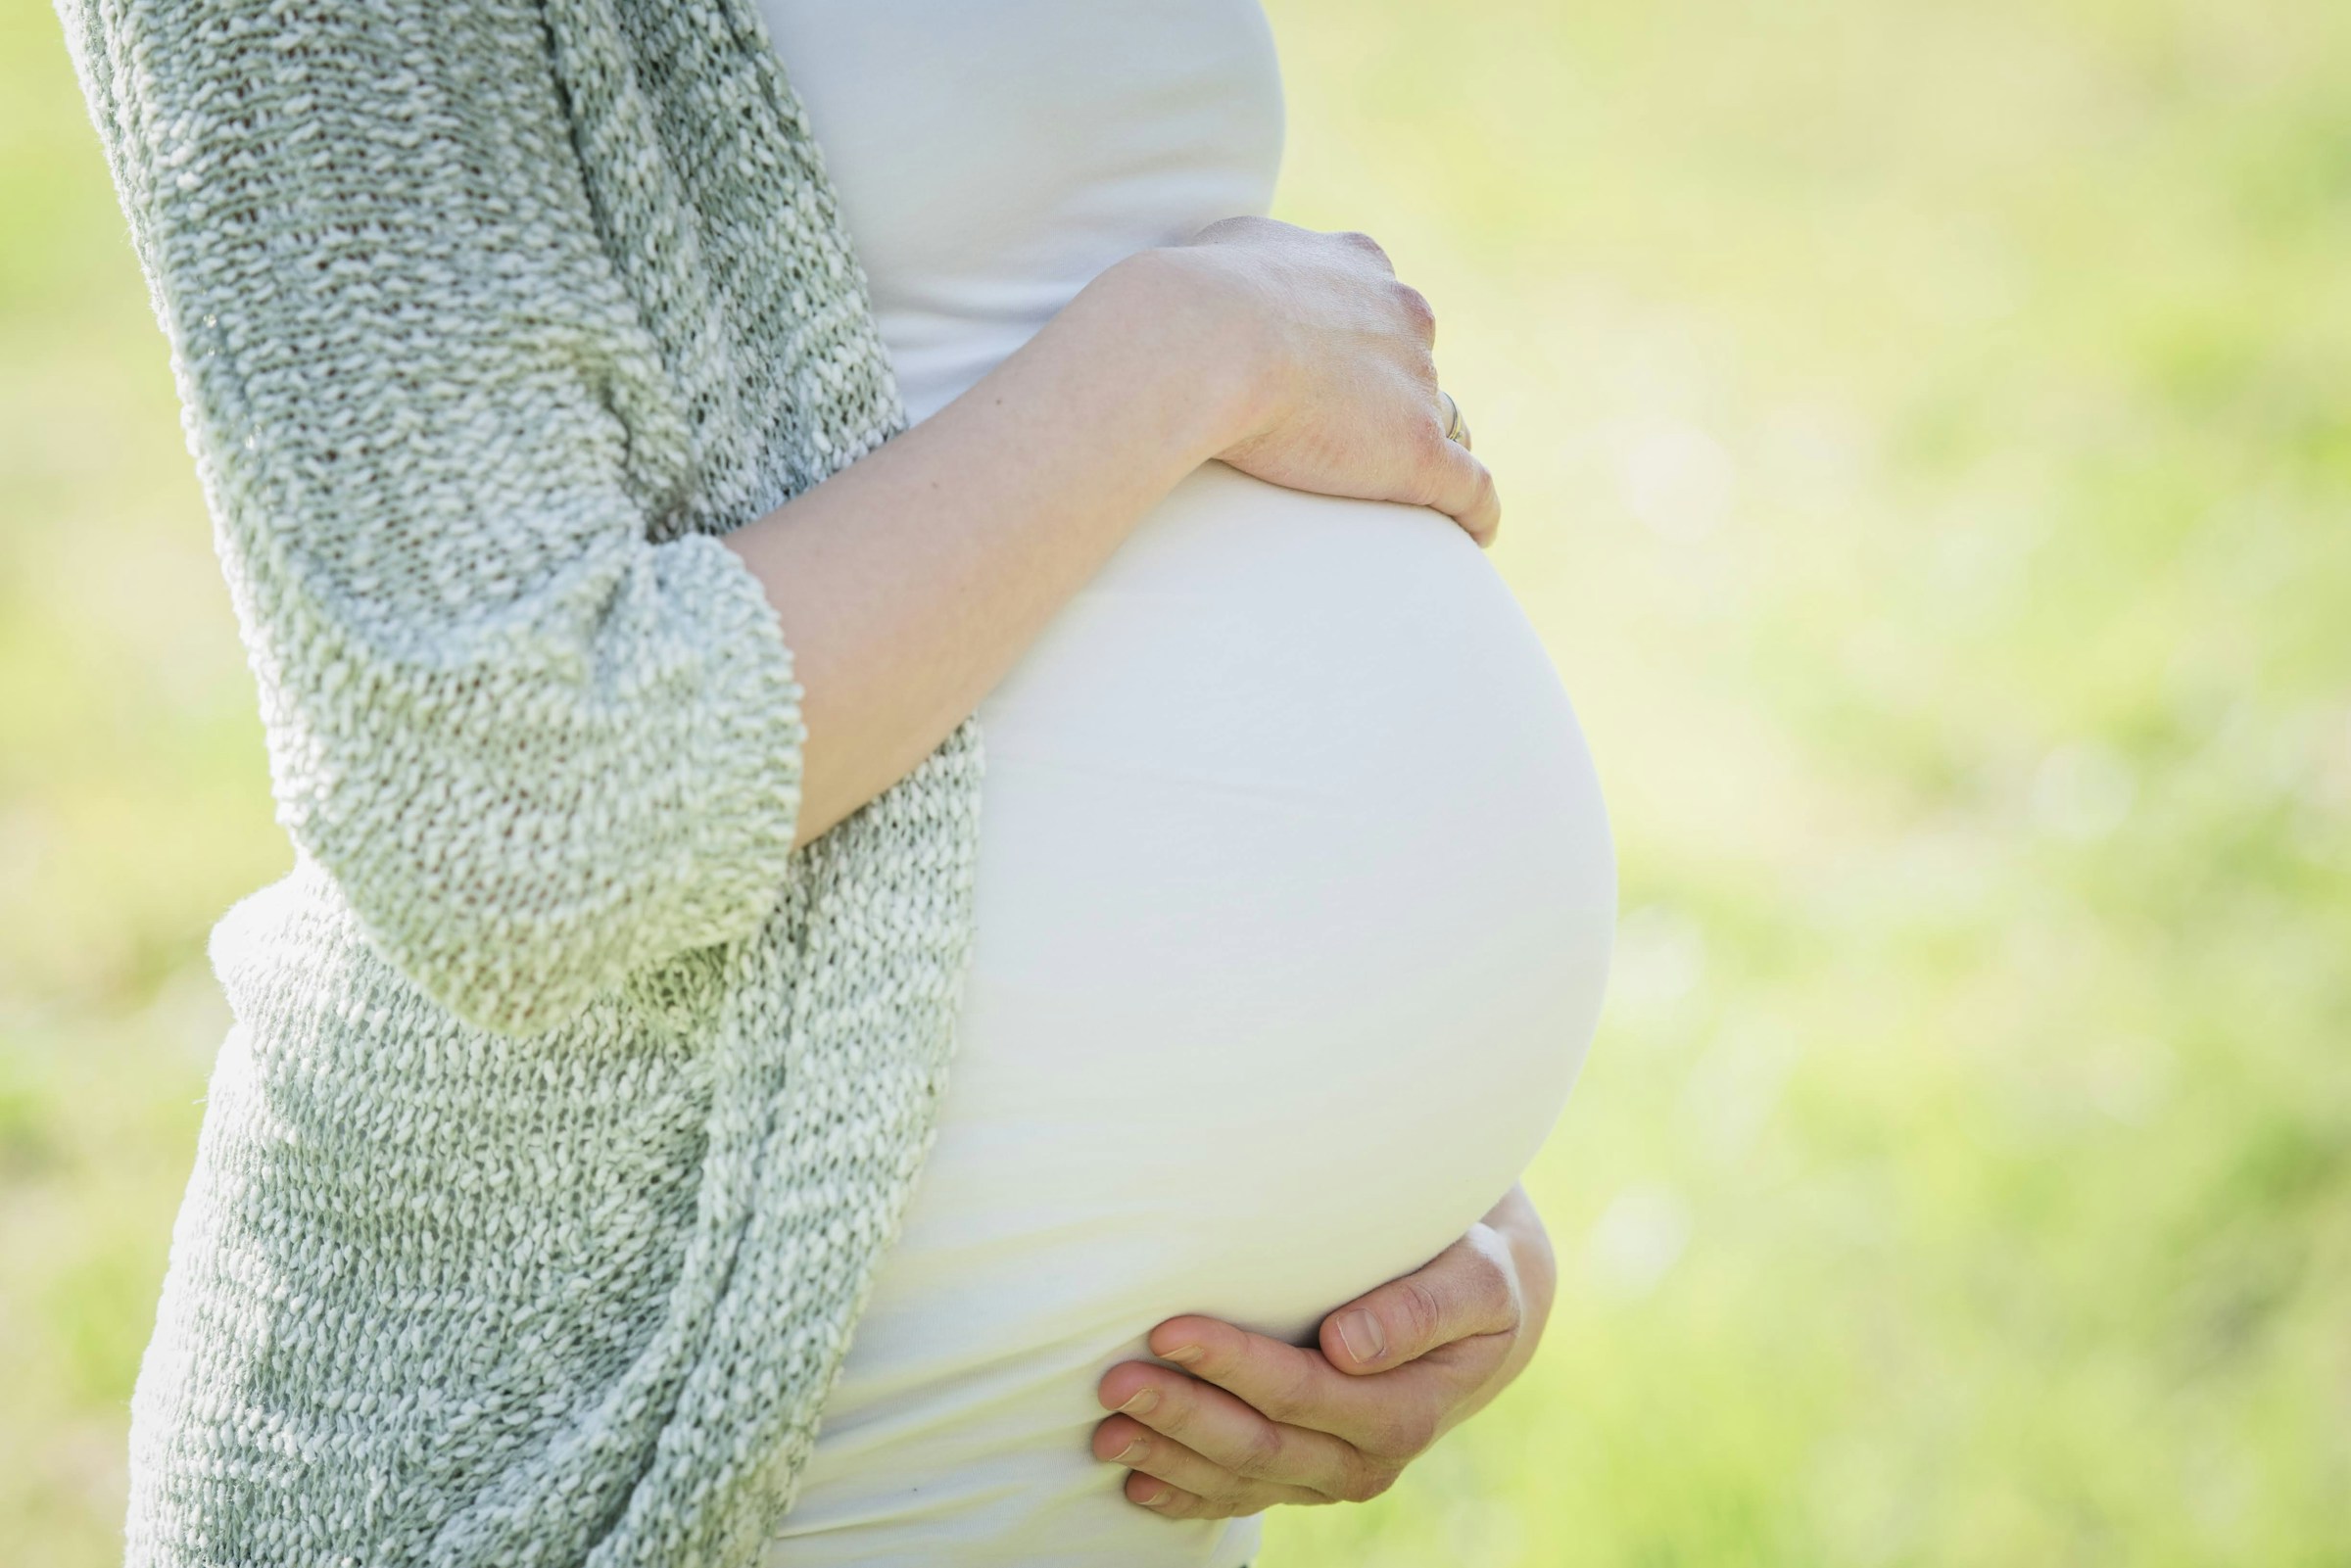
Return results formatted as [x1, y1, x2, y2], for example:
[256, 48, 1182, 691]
[54, 1, 984, 1562]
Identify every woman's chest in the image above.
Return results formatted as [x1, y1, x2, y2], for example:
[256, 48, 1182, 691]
[754, 0, 1285, 423]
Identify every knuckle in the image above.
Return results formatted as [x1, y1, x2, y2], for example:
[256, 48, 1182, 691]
[1462, 460, 1495, 505]
[1188, 213, 1264, 243]
[1232, 1421, 1288, 1481]
[1458, 483, 1499, 544]
[1335, 227, 1392, 266]
[1491, 1278, 1522, 1332]
[1393, 281, 1437, 335]
[1370, 1405, 1439, 1459]
[1340, 1460, 1401, 1503]
[1398, 1277, 1448, 1345]
[1466, 1231, 1522, 1326]
[1254, 1356, 1319, 1426]
[1164, 1482, 1220, 1517]
[1415, 408, 1451, 456]
[1151, 1392, 1196, 1439]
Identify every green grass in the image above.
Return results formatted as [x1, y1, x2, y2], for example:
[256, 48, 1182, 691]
[3, 0, 2345, 1562]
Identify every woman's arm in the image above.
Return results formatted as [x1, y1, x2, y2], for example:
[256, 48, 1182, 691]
[56, 0, 1488, 1037]
[1090, 1183, 1559, 1517]
[730, 226, 1500, 851]
[726, 253, 1249, 853]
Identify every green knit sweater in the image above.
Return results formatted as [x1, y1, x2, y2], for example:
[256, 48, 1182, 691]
[55, 1, 984, 1562]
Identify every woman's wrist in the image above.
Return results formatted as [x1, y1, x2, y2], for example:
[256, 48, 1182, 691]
[1085, 244, 1293, 467]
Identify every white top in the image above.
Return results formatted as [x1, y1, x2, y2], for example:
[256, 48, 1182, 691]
[766, 0, 1285, 428]
[754, 5, 1617, 1565]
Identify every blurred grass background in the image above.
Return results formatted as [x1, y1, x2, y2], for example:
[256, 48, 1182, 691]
[3, 0, 2345, 1561]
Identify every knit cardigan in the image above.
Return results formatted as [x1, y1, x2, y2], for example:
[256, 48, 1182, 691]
[55, 1, 985, 1562]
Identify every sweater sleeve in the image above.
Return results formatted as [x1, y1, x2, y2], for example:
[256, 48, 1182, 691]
[58, 0, 815, 1037]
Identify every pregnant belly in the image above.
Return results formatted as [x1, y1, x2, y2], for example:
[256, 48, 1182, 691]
[768, 462, 1615, 1567]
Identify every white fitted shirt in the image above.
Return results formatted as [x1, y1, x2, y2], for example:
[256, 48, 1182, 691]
[753, 5, 1616, 1564]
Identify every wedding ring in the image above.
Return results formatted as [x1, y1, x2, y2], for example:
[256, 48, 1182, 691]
[1437, 388, 1470, 449]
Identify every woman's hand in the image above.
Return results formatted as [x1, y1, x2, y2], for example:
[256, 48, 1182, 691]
[1146, 215, 1503, 546]
[1091, 1184, 1558, 1520]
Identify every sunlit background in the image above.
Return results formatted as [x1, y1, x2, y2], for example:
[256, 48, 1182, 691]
[5, 0, 2346, 1561]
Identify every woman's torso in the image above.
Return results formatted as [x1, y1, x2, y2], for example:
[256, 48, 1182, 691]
[750, 4, 1616, 1563]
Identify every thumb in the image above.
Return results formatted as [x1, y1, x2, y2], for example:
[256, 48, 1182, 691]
[1319, 1225, 1521, 1375]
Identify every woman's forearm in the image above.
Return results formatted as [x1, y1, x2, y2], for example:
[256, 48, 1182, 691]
[725, 251, 1271, 850]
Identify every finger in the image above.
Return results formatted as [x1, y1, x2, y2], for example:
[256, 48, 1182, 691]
[1417, 433, 1501, 548]
[1119, 1472, 1256, 1522]
[1093, 1416, 1324, 1514]
[1141, 1316, 1398, 1452]
[1124, 1316, 1466, 1466]
[1320, 1223, 1522, 1374]
[1096, 1360, 1367, 1498]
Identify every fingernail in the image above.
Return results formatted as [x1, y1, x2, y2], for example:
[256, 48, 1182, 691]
[1336, 1309, 1385, 1364]
[1161, 1344, 1203, 1365]
[1117, 1387, 1161, 1416]
[1142, 1486, 1173, 1506]
[1115, 1437, 1148, 1463]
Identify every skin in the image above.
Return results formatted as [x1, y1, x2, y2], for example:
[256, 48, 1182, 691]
[726, 214, 1547, 1514]
[1093, 1183, 1558, 1519]
[722, 216, 1500, 851]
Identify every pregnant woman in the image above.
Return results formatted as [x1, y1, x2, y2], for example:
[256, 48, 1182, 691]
[58, 0, 1612, 1564]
